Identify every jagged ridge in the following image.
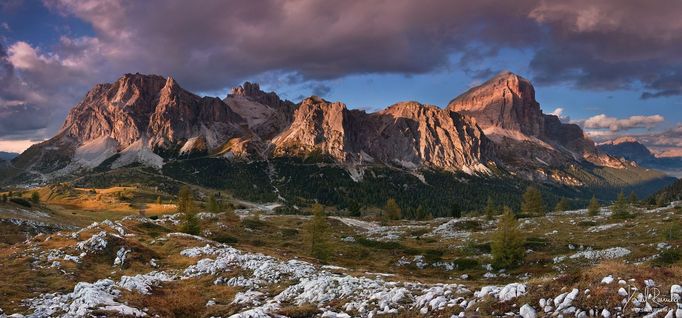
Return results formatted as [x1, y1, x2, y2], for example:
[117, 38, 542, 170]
[3, 72, 671, 191]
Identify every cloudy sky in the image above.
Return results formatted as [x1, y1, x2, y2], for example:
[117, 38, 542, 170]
[1, 0, 681, 154]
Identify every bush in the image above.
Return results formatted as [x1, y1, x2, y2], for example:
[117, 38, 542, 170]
[460, 240, 491, 256]
[451, 258, 479, 270]
[242, 217, 266, 229]
[31, 191, 40, 204]
[655, 249, 681, 265]
[181, 213, 200, 235]
[213, 234, 238, 244]
[9, 197, 31, 207]
[524, 236, 549, 250]
[385, 198, 401, 220]
[423, 249, 444, 262]
[578, 220, 598, 227]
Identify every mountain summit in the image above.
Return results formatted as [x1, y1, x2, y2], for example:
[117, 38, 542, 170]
[448, 71, 544, 137]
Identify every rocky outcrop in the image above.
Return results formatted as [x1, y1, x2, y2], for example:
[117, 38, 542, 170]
[224, 82, 296, 140]
[271, 98, 494, 172]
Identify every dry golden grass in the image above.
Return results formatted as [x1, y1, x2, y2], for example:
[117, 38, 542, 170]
[121, 278, 237, 318]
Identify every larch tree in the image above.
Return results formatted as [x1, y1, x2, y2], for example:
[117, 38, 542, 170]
[31, 191, 40, 204]
[306, 203, 331, 261]
[611, 191, 631, 219]
[384, 198, 401, 220]
[491, 206, 526, 269]
[208, 193, 221, 213]
[485, 196, 496, 220]
[554, 197, 570, 212]
[521, 186, 545, 216]
[588, 195, 600, 216]
[178, 186, 200, 235]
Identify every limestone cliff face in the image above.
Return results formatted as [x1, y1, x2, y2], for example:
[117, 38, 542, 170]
[10, 71, 640, 186]
[364, 102, 493, 172]
[270, 98, 494, 172]
[60, 73, 246, 152]
[448, 71, 545, 137]
[271, 96, 350, 161]
[447, 71, 622, 166]
[15, 74, 249, 173]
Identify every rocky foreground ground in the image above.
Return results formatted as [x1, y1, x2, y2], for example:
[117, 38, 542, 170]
[1, 203, 682, 317]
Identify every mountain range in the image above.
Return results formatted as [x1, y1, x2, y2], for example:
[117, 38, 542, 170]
[597, 137, 682, 178]
[0, 71, 674, 212]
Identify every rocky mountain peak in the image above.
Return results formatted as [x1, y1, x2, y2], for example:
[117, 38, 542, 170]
[224, 82, 297, 140]
[229, 81, 261, 97]
[271, 96, 349, 161]
[610, 136, 640, 145]
[228, 82, 293, 111]
[447, 71, 543, 137]
[597, 137, 654, 163]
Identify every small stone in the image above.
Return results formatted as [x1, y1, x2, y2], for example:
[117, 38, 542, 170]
[519, 304, 536, 318]
[601, 275, 614, 284]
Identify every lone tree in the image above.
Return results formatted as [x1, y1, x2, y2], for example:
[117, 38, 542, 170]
[31, 191, 40, 204]
[521, 186, 545, 216]
[491, 206, 526, 269]
[588, 195, 600, 216]
[484, 196, 496, 220]
[384, 198, 401, 220]
[178, 186, 200, 235]
[415, 205, 431, 220]
[306, 203, 331, 261]
[628, 191, 639, 205]
[348, 201, 361, 217]
[611, 191, 631, 219]
[554, 197, 570, 212]
[207, 193, 221, 213]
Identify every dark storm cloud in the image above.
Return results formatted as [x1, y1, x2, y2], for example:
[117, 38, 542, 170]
[527, 0, 682, 95]
[3, 0, 682, 142]
[42, 0, 542, 91]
